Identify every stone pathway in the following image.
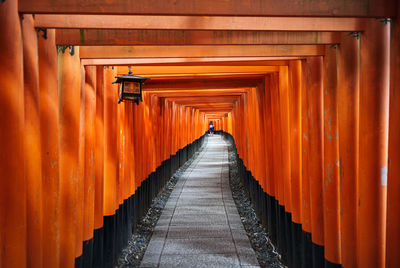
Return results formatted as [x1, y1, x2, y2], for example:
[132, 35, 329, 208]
[140, 135, 260, 268]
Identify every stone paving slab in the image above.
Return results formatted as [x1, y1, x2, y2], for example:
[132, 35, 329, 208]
[140, 135, 260, 267]
[158, 254, 240, 268]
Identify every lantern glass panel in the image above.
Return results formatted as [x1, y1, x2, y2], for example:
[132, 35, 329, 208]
[124, 81, 141, 94]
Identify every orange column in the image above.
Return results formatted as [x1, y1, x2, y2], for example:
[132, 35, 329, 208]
[127, 102, 135, 196]
[269, 74, 283, 205]
[117, 100, 125, 206]
[358, 20, 390, 268]
[255, 84, 266, 186]
[132, 100, 140, 189]
[279, 66, 292, 214]
[94, 66, 104, 231]
[83, 66, 96, 245]
[301, 59, 312, 236]
[323, 46, 341, 265]
[0, 1, 26, 266]
[104, 67, 118, 216]
[22, 14, 43, 268]
[58, 46, 81, 267]
[38, 29, 60, 268]
[264, 76, 275, 198]
[387, 5, 400, 267]
[92, 66, 104, 268]
[76, 63, 85, 261]
[288, 60, 302, 225]
[305, 56, 324, 264]
[337, 33, 360, 268]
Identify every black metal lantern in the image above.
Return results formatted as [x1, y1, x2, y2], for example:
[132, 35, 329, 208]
[113, 66, 150, 104]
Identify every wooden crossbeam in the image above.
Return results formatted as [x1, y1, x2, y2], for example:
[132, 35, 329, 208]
[35, 15, 369, 31]
[56, 29, 342, 46]
[79, 45, 325, 59]
[20, 0, 396, 17]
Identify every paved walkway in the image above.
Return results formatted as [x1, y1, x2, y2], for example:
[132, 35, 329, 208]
[141, 135, 260, 267]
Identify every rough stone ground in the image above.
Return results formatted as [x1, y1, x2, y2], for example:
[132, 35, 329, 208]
[117, 145, 202, 267]
[117, 135, 285, 267]
[227, 141, 284, 268]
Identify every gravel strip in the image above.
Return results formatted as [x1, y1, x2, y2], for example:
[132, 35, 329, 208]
[116, 146, 204, 268]
[227, 141, 285, 268]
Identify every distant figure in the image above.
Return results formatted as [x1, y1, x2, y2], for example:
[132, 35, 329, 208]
[209, 121, 215, 135]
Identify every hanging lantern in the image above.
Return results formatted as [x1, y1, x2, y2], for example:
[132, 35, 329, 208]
[113, 66, 150, 104]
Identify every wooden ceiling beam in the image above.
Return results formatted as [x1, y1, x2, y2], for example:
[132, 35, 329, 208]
[20, 0, 395, 17]
[79, 45, 325, 59]
[56, 29, 342, 46]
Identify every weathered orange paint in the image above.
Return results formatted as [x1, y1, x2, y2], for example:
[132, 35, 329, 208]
[75, 62, 85, 259]
[279, 66, 292, 213]
[82, 57, 298, 66]
[358, 20, 390, 268]
[104, 67, 119, 216]
[58, 46, 81, 267]
[323, 46, 341, 264]
[22, 14, 43, 268]
[20, 0, 396, 17]
[304, 57, 324, 246]
[56, 29, 342, 46]
[387, 4, 400, 267]
[38, 28, 61, 268]
[83, 66, 96, 242]
[288, 60, 302, 224]
[117, 100, 125, 205]
[36, 15, 371, 31]
[263, 76, 276, 198]
[0, 1, 26, 266]
[300, 59, 312, 234]
[94, 66, 105, 230]
[337, 33, 360, 268]
[79, 45, 325, 59]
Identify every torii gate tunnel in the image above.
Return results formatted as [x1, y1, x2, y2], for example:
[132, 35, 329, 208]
[0, 0, 400, 267]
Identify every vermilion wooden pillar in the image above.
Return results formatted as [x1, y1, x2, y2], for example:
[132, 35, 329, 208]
[104, 67, 118, 216]
[304, 56, 325, 267]
[127, 102, 135, 196]
[270, 73, 284, 206]
[299, 59, 313, 268]
[264, 76, 275, 199]
[323, 46, 341, 266]
[0, 1, 26, 266]
[93, 66, 104, 268]
[94, 66, 104, 231]
[117, 99, 125, 206]
[103, 67, 118, 267]
[22, 14, 43, 268]
[288, 60, 303, 267]
[83, 66, 96, 263]
[255, 83, 267, 188]
[337, 33, 360, 268]
[58, 46, 81, 267]
[288, 60, 302, 225]
[358, 20, 390, 268]
[279, 66, 292, 214]
[76, 63, 85, 264]
[387, 4, 400, 267]
[38, 29, 60, 268]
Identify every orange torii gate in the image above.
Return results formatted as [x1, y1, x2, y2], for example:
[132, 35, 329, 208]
[0, 1, 399, 267]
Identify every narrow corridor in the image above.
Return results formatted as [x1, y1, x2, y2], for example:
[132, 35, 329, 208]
[141, 136, 259, 267]
[2, 1, 400, 267]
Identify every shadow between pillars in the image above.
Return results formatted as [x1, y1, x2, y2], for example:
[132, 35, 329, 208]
[220, 132, 342, 268]
[75, 134, 206, 268]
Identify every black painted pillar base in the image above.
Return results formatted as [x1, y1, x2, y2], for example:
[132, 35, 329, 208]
[92, 228, 104, 268]
[312, 243, 325, 268]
